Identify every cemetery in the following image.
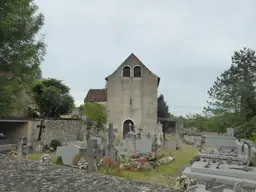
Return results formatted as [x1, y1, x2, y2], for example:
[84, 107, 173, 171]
[183, 128, 256, 191]
[1, 121, 198, 189]
[1, 123, 256, 191]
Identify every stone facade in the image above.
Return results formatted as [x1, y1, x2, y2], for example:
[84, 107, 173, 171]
[27, 119, 86, 146]
[106, 53, 160, 137]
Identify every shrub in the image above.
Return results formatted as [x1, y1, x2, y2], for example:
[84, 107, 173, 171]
[43, 144, 50, 151]
[72, 154, 81, 166]
[50, 139, 62, 151]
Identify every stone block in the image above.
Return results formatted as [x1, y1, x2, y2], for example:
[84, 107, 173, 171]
[56, 145, 80, 166]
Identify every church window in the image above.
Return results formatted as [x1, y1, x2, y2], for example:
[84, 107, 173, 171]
[122, 66, 130, 77]
[133, 66, 142, 77]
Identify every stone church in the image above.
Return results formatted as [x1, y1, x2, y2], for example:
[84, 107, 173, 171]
[85, 53, 160, 138]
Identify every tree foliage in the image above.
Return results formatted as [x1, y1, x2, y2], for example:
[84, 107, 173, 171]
[32, 78, 74, 117]
[204, 48, 256, 138]
[84, 102, 107, 132]
[157, 94, 170, 118]
[0, 0, 45, 116]
[157, 94, 172, 139]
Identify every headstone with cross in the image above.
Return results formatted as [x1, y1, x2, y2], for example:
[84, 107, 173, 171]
[105, 123, 117, 164]
[87, 138, 102, 173]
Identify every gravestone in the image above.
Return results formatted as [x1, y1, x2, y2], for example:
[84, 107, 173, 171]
[17, 137, 24, 157]
[87, 138, 106, 173]
[136, 139, 152, 153]
[183, 160, 256, 189]
[56, 144, 80, 166]
[137, 127, 143, 140]
[34, 141, 43, 153]
[227, 128, 234, 137]
[163, 140, 177, 151]
[105, 123, 117, 164]
[91, 137, 101, 145]
[87, 138, 97, 173]
[125, 132, 136, 153]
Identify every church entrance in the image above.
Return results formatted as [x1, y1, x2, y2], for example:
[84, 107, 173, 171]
[123, 119, 134, 138]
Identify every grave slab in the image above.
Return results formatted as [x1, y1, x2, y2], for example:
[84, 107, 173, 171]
[190, 161, 256, 181]
[183, 161, 256, 189]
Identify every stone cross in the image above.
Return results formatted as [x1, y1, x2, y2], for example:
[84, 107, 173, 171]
[106, 123, 116, 164]
[138, 127, 143, 139]
[108, 123, 114, 145]
[87, 138, 98, 173]
[17, 137, 24, 157]
[37, 120, 46, 141]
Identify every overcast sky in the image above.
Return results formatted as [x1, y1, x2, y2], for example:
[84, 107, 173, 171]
[35, 0, 256, 116]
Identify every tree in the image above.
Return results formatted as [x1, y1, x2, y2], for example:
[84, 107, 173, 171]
[157, 94, 171, 140]
[204, 48, 256, 137]
[32, 78, 75, 117]
[157, 94, 170, 118]
[0, 0, 46, 116]
[84, 102, 107, 133]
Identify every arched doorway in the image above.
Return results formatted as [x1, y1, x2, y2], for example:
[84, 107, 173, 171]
[123, 119, 134, 138]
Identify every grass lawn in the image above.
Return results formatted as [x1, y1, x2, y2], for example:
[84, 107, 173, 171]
[26, 152, 56, 162]
[119, 146, 198, 187]
[27, 145, 198, 188]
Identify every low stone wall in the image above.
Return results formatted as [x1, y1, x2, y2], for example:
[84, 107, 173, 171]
[28, 119, 86, 146]
[0, 154, 179, 192]
[0, 144, 17, 153]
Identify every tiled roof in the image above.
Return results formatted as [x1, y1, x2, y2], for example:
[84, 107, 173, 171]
[84, 89, 107, 102]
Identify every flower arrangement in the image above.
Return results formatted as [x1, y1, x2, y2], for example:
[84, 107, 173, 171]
[174, 175, 197, 190]
[193, 154, 200, 161]
[158, 156, 175, 165]
[77, 157, 88, 169]
[131, 153, 139, 159]
[117, 153, 131, 164]
[100, 156, 126, 176]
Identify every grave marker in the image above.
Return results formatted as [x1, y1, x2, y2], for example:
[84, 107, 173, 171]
[87, 138, 98, 173]
[87, 138, 106, 173]
[17, 137, 24, 157]
[138, 127, 143, 139]
[105, 123, 117, 164]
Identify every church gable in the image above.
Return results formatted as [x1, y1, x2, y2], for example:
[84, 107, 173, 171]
[105, 53, 160, 86]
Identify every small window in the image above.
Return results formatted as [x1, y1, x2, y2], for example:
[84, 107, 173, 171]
[123, 66, 130, 77]
[134, 66, 142, 77]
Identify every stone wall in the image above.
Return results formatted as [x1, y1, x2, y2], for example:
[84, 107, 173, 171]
[0, 154, 178, 192]
[27, 119, 86, 146]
